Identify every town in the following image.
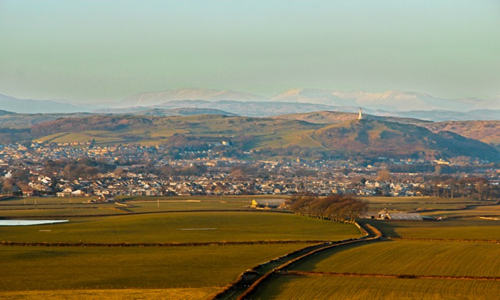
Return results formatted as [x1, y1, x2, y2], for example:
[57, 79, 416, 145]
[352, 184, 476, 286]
[1, 142, 498, 200]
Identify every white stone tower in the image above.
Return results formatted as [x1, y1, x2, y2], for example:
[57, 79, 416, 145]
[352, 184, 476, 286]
[358, 108, 363, 120]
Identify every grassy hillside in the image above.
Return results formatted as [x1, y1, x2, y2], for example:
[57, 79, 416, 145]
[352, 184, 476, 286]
[424, 120, 500, 149]
[0, 113, 489, 160]
[273, 111, 429, 125]
[313, 119, 498, 159]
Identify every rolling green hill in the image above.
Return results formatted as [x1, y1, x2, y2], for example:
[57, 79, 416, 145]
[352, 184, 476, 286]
[26, 113, 499, 160]
[312, 119, 498, 160]
[273, 111, 430, 125]
[423, 120, 500, 150]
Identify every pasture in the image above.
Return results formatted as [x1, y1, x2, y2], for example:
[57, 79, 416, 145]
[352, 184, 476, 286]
[0, 212, 361, 243]
[363, 218, 500, 240]
[0, 288, 219, 300]
[0, 203, 363, 298]
[255, 275, 500, 300]
[0, 244, 304, 291]
[363, 196, 495, 212]
[290, 240, 500, 277]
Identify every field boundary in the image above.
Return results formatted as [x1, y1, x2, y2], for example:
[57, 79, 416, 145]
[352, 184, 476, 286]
[389, 237, 500, 243]
[0, 209, 293, 219]
[0, 240, 327, 248]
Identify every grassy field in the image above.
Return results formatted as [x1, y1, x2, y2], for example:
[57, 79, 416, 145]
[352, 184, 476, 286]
[363, 218, 500, 240]
[363, 196, 480, 203]
[0, 288, 218, 300]
[124, 200, 250, 212]
[0, 212, 362, 243]
[362, 196, 494, 212]
[0, 201, 251, 217]
[0, 201, 365, 298]
[0, 196, 96, 205]
[0, 244, 304, 291]
[0, 208, 124, 217]
[254, 275, 500, 300]
[290, 240, 500, 277]
[424, 204, 500, 217]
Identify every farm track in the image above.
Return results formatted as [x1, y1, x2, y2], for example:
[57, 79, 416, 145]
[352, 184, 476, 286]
[279, 270, 500, 282]
[213, 222, 382, 300]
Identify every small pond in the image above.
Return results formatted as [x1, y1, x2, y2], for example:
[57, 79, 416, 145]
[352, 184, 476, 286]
[0, 220, 68, 226]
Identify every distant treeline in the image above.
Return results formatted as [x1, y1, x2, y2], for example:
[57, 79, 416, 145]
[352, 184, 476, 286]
[290, 194, 368, 223]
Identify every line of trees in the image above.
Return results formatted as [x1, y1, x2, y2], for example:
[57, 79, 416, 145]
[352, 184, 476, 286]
[290, 194, 368, 223]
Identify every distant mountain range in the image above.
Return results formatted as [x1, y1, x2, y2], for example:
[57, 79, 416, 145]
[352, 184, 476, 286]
[0, 88, 499, 122]
[117, 88, 496, 112]
[271, 89, 486, 112]
[0, 94, 89, 114]
[120, 88, 266, 107]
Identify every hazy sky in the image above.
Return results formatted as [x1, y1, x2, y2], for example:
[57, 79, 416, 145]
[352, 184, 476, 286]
[0, 0, 499, 103]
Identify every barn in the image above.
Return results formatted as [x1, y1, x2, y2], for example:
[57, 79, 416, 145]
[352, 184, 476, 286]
[251, 199, 287, 210]
[378, 209, 423, 221]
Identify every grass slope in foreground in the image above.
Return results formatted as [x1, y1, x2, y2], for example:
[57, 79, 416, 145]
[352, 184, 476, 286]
[255, 275, 500, 300]
[0, 244, 304, 291]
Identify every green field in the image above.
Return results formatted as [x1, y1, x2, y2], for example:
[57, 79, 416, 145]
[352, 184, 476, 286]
[0, 244, 304, 291]
[0, 204, 364, 297]
[0, 288, 218, 300]
[0, 196, 96, 204]
[255, 275, 500, 300]
[0, 208, 124, 217]
[363, 218, 500, 240]
[363, 196, 494, 212]
[124, 200, 250, 212]
[363, 196, 479, 203]
[424, 204, 500, 217]
[0, 212, 361, 243]
[290, 240, 500, 277]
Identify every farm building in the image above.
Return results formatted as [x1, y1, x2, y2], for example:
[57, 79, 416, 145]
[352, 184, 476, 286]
[251, 199, 287, 210]
[378, 209, 423, 221]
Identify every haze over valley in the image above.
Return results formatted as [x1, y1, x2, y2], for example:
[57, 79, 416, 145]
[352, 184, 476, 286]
[1, 1, 500, 299]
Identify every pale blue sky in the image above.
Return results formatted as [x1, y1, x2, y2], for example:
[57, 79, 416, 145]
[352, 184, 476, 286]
[0, 0, 499, 103]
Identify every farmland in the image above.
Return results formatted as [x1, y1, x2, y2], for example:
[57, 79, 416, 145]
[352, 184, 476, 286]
[256, 276, 500, 300]
[363, 196, 495, 213]
[0, 198, 363, 299]
[3, 195, 500, 299]
[0, 244, 304, 291]
[244, 196, 500, 299]
[362, 218, 500, 240]
[291, 240, 500, 277]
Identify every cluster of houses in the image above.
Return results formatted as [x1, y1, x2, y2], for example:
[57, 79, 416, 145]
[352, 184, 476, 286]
[0, 143, 498, 199]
